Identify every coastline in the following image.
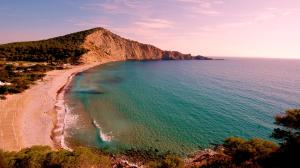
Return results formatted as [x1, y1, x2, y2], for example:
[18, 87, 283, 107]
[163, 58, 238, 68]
[51, 71, 78, 150]
[0, 61, 105, 151]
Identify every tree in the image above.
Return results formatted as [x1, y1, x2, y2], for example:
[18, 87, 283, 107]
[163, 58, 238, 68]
[0, 149, 5, 168]
[204, 109, 300, 168]
[272, 109, 300, 140]
[146, 155, 184, 168]
[266, 109, 300, 168]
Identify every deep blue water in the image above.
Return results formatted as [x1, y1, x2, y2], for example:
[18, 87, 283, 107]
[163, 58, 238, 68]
[65, 58, 300, 154]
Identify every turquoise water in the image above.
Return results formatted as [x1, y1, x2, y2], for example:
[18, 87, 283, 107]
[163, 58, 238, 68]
[65, 58, 300, 154]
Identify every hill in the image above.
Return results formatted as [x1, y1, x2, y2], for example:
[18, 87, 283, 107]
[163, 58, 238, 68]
[0, 27, 211, 64]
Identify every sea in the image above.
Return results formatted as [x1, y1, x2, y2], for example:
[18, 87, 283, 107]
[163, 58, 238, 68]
[64, 58, 300, 155]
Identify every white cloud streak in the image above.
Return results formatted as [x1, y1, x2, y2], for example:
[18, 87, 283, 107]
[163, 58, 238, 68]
[135, 19, 174, 29]
[177, 0, 223, 16]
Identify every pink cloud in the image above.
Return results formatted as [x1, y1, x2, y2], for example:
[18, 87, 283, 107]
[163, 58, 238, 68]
[134, 19, 174, 29]
[177, 0, 223, 16]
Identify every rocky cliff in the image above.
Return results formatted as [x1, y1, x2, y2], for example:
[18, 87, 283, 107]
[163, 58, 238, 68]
[80, 27, 211, 63]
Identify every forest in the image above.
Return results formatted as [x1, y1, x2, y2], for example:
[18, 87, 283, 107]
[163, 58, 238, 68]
[0, 28, 99, 64]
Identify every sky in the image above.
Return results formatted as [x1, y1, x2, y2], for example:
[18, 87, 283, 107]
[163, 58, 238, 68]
[0, 0, 300, 59]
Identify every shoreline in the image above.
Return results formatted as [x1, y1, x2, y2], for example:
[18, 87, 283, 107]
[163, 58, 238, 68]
[51, 71, 77, 150]
[51, 60, 114, 150]
[0, 62, 104, 151]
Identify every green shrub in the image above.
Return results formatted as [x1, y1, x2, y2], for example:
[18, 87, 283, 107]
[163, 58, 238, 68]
[224, 137, 278, 164]
[4, 146, 52, 168]
[73, 147, 111, 168]
[122, 148, 164, 163]
[201, 155, 235, 168]
[0, 62, 57, 95]
[0, 149, 5, 168]
[4, 64, 14, 71]
[0, 86, 9, 94]
[146, 154, 184, 168]
[0, 146, 111, 168]
[161, 155, 184, 168]
[43, 149, 75, 168]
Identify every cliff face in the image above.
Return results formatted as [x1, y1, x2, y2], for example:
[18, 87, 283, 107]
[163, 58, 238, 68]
[80, 28, 200, 63]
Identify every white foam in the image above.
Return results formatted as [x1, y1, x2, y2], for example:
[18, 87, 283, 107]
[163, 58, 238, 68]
[92, 120, 113, 142]
[59, 103, 79, 151]
[60, 134, 73, 151]
[64, 105, 79, 129]
[54, 74, 77, 151]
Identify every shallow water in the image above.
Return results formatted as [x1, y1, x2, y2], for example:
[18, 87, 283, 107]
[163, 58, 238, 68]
[65, 58, 300, 154]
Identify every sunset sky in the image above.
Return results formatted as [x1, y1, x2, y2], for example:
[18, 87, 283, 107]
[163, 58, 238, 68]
[1, 0, 300, 58]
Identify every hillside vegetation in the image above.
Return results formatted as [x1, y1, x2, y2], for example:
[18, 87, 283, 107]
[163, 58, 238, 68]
[0, 28, 100, 64]
[0, 28, 101, 97]
[0, 146, 184, 168]
[0, 62, 63, 97]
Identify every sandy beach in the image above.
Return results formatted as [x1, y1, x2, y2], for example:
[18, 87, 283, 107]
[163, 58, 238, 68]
[0, 62, 104, 151]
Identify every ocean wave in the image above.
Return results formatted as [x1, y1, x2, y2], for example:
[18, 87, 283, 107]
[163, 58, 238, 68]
[92, 120, 113, 142]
